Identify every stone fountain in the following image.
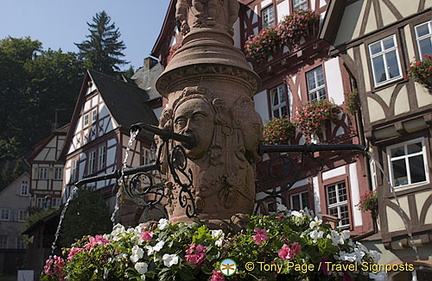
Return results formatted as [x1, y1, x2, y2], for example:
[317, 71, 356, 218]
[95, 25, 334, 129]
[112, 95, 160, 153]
[153, 0, 263, 224]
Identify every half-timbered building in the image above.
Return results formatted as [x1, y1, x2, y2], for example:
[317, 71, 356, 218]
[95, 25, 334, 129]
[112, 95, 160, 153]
[320, 0, 432, 278]
[27, 124, 68, 210]
[152, 0, 373, 236]
[60, 70, 158, 225]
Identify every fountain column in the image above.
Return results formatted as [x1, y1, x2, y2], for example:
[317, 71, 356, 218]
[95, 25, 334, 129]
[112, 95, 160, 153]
[156, 0, 263, 224]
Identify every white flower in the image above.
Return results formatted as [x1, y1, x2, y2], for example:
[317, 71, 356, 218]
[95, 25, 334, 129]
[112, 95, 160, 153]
[158, 218, 169, 230]
[327, 230, 345, 246]
[276, 202, 287, 212]
[309, 229, 324, 243]
[211, 229, 225, 247]
[110, 224, 126, 241]
[369, 250, 381, 263]
[162, 254, 179, 267]
[146, 240, 165, 255]
[130, 245, 144, 263]
[369, 271, 387, 281]
[134, 262, 148, 274]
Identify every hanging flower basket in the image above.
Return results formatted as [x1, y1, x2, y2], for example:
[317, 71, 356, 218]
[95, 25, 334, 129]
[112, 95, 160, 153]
[406, 54, 432, 88]
[356, 190, 378, 213]
[276, 9, 319, 46]
[294, 100, 341, 137]
[263, 116, 296, 145]
[244, 27, 280, 62]
[41, 210, 380, 281]
[345, 89, 360, 115]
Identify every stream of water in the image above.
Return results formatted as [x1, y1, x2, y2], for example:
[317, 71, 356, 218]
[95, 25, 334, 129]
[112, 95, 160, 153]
[110, 128, 140, 223]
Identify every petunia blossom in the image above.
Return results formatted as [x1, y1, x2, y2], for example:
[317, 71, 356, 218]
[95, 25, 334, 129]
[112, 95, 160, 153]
[253, 228, 269, 245]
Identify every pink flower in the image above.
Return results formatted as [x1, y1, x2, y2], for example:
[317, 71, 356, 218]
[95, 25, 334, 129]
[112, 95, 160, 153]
[141, 230, 153, 241]
[291, 242, 302, 254]
[185, 243, 206, 265]
[85, 235, 110, 250]
[44, 255, 65, 280]
[278, 244, 293, 260]
[68, 247, 85, 261]
[253, 228, 269, 245]
[211, 270, 225, 281]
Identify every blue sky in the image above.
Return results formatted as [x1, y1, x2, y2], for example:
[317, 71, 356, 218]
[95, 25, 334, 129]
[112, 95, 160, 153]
[0, 0, 171, 70]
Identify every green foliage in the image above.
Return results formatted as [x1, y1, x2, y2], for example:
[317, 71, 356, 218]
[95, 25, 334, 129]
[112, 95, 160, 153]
[345, 89, 360, 115]
[60, 186, 112, 247]
[75, 11, 128, 75]
[0, 37, 84, 172]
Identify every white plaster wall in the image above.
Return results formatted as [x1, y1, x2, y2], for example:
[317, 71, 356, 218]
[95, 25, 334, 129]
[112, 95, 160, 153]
[322, 166, 345, 181]
[312, 176, 321, 213]
[349, 163, 363, 227]
[324, 58, 344, 106]
[277, 0, 289, 22]
[253, 89, 270, 123]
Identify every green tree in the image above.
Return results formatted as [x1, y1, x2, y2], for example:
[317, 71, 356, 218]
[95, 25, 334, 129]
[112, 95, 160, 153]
[0, 37, 83, 187]
[75, 11, 128, 75]
[60, 186, 112, 247]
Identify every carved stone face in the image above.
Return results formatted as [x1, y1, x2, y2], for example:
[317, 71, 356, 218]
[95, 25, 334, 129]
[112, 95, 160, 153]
[173, 98, 215, 159]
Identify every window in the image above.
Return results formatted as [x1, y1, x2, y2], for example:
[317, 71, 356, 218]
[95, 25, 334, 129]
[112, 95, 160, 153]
[39, 167, 48, 179]
[98, 145, 107, 170]
[54, 168, 62, 180]
[387, 138, 428, 188]
[52, 198, 62, 207]
[415, 21, 432, 58]
[142, 148, 153, 165]
[326, 181, 350, 228]
[18, 210, 29, 222]
[88, 150, 96, 174]
[270, 84, 288, 118]
[306, 66, 326, 102]
[37, 198, 46, 209]
[92, 108, 98, 123]
[0, 209, 10, 221]
[84, 113, 90, 127]
[20, 181, 29, 196]
[72, 159, 79, 182]
[262, 5, 275, 28]
[293, 0, 307, 10]
[369, 35, 402, 86]
[290, 191, 309, 210]
[0, 236, 8, 249]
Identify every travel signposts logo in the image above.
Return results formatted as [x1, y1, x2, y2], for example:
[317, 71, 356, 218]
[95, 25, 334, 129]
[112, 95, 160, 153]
[220, 259, 237, 276]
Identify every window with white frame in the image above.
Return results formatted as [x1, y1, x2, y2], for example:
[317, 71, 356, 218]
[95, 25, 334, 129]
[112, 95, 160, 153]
[92, 108, 98, 123]
[37, 198, 46, 209]
[52, 198, 61, 207]
[18, 210, 29, 222]
[83, 113, 90, 127]
[262, 5, 275, 28]
[369, 35, 402, 86]
[270, 84, 288, 118]
[290, 191, 309, 210]
[20, 181, 29, 196]
[72, 159, 79, 182]
[54, 168, 63, 180]
[326, 181, 350, 228]
[39, 167, 48, 179]
[306, 66, 326, 102]
[0, 209, 10, 221]
[415, 20, 432, 58]
[98, 145, 107, 170]
[293, 0, 307, 10]
[387, 138, 428, 188]
[88, 150, 96, 174]
[0, 236, 8, 248]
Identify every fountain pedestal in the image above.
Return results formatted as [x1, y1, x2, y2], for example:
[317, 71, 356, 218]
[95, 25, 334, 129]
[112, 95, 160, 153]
[155, 0, 263, 224]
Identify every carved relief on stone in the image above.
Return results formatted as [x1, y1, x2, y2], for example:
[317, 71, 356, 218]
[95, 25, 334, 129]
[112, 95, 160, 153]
[175, 0, 239, 35]
[157, 86, 262, 221]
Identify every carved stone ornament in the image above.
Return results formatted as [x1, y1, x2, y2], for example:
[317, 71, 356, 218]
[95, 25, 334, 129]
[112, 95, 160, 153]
[157, 86, 263, 223]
